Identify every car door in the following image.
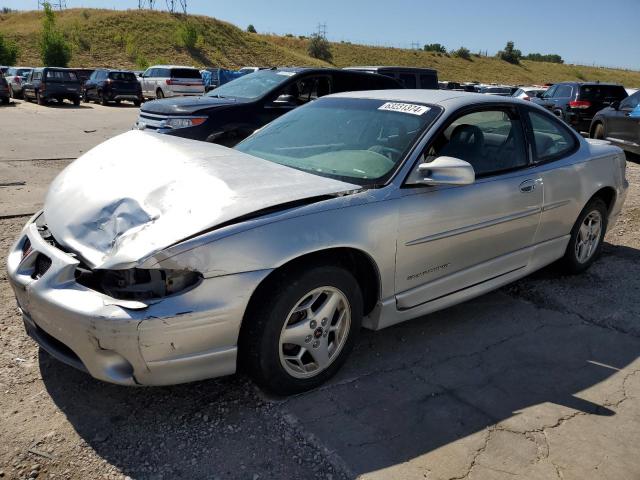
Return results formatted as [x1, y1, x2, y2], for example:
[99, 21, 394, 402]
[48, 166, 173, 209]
[608, 91, 640, 148]
[22, 71, 34, 99]
[141, 68, 153, 97]
[85, 70, 97, 99]
[521, 107, 584, 250]
[551, 84, 573, 116]
[395, 106, 543, 309]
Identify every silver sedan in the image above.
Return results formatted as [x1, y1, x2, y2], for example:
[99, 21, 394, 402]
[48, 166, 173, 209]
[7, 90, 628, 394]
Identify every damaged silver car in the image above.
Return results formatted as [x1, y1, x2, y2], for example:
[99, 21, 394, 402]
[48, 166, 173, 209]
[7, 90, 628, 394]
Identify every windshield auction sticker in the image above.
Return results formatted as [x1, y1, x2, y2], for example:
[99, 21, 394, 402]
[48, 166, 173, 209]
[378, 102, 430, 115]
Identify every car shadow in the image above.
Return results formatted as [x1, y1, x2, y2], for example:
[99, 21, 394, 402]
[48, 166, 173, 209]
[39, 242, 640, 479]
[38, 101, 93, 110]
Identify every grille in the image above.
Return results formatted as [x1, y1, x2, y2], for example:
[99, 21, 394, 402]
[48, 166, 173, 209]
[137, 111, 168, 130]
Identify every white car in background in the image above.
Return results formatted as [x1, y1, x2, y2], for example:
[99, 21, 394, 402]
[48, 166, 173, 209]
[512, 86, 548, 101]
[138, 65, 204, 100]
[626, 88, 638, 96]
[4, 67, 33, 98]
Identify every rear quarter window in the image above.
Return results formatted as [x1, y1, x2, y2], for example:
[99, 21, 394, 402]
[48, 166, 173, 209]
[527, 110, 578, 162]
[109, 72, 137, 81]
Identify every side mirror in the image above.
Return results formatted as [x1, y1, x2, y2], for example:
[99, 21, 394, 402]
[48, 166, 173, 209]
[410, 156, 475, 186]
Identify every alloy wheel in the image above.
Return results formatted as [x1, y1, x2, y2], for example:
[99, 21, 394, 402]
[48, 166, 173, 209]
[575, 210, 602, 263]
[278, 286, 351, 379]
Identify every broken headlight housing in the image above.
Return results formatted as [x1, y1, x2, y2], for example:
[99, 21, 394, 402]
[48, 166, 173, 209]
[76, 267, 202, 301]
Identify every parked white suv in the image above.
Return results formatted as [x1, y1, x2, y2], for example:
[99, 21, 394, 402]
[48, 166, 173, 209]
[139, 65, 204, 100]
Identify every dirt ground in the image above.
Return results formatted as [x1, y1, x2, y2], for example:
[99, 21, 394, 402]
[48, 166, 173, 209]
[1, 99, 640, 480]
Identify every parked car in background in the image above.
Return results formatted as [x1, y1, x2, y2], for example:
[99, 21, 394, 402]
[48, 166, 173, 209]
[8, 91, 627, 393]
[478, 85, 513, 96]
[73, 68, 95, 86]
[83, 69, 142, 106]
[344, 66, 438, 89]
[626, 88, 638, 96]
[533, 82, 628, 132]
[0, 75, 10, 104]
[439, 81, 462, 90]
[136, 67, 402, 145]
[139, 65, 204, 100]
[22, 68, 82, 106]
[4, 67, 33, 99]
[201, 68, 249, 92]
[590, 90, 640, 155]
[0, 66, 10, 75]
[512, 86, 547, 101]
[238, 66, 268, 74]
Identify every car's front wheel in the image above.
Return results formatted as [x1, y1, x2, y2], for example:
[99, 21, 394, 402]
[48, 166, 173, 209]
[561, 198, 608, 274]
[241, 264, 363, 395]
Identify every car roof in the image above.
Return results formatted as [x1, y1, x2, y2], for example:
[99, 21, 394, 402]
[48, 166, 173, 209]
[554, 81, 623, 86]
[346, 66, 437, 73]
[149, 65, 199, 69]
[329, 89, 531, 108]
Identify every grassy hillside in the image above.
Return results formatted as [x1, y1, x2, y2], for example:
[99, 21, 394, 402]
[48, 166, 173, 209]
[1, 8, 639, 87]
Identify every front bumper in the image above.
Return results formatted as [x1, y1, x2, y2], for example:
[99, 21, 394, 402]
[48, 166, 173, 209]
[7, 220, 270, 386]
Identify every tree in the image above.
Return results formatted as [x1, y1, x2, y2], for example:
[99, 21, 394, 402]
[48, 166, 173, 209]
[523, 52, 564, 64]
[40, 2, 71, 67]
[0, 32, 18, 65]
[307, 33, 332, 62]
[451, 46, 471, 60]
[497, 41, 522, 65]
[423, 43, 446, 53]
[246, 24, 257, 33]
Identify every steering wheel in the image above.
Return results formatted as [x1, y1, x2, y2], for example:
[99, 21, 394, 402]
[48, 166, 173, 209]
[368, 145, 403, 162]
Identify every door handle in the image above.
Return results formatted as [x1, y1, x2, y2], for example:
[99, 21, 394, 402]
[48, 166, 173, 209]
[519, 179, 537, 193]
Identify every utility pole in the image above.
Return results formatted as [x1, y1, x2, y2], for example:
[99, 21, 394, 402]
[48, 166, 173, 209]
[411, 41, 421, 50]
[38, 0, 66, 9]
[316, 22, 327, 38]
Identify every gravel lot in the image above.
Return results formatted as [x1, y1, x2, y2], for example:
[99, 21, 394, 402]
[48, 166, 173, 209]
[1, 99, 639, 480]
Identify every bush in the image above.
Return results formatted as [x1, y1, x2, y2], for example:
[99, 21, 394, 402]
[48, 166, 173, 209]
[451, 46, 471, 60]
[307, 33, 332, 62]
[176, 21, 198, 49]
[423, 43, 446, 53]
[0, 32, 18, 65]
[523, 53, 564, 64]
[497, 41, 521, 65]
[40, 3, 71, 67]
[246, 24, 256, 33]
[136, 54, 149, 70]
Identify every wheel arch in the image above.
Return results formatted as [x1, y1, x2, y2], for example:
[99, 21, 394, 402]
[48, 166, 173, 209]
[590, 119, 604, 138]
[587, 186, 617, 214]
[243, 246, 382, 322]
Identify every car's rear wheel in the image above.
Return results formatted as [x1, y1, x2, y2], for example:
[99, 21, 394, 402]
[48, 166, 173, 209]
[82, 91, 89, 103]
[560, 198, 608, 274]
[99, 91, 108, 106]
[592, 123, 604, 140]
[133, 99, 141, 107]
[73, 97, 80, 106]
[156, 88, 164, 99]
[241, 264, 363, 395]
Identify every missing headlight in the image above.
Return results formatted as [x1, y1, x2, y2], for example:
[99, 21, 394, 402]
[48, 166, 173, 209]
[76, 267, 202, 301]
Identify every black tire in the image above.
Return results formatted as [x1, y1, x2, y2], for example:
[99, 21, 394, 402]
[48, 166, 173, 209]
[73, 97, 80, 106]
[24, 93, 31, 103]
[560, 198, 608, 275]
[82, 91, 89, 103]
[240, 263, 363, 395]
[133, 99, 141, 107]
[156, 88, 164, 99]
[592, 123, 604, 140]
[99, 91, 108, 106]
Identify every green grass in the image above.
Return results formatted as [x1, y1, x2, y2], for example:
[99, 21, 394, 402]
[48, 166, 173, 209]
[2, 8, 639, 87]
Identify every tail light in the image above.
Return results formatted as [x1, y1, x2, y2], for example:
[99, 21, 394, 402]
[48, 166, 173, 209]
[166, 79, 174, 85]
[523, 96, 530, 101]
[569, 100, 591, 109]
[15, 77, 21, 85]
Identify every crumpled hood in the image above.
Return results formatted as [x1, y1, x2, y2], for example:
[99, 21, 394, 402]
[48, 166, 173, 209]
[141, 95, 240, 114]
[44, 130, 358, 269]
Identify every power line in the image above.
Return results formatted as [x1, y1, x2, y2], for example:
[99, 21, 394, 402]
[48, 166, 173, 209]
[411, 41, 421, 50]
[38, 0, 66, 9]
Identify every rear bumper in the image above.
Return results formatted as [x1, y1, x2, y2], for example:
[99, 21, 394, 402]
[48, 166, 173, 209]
[7, 218, 270, 386]
[564, 111, 593, 132]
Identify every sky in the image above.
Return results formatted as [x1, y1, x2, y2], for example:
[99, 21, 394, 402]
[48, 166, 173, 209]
[5, 0, 639, 70]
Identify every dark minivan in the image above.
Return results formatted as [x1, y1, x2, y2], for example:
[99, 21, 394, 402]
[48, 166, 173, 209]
[135, 67, 402, 146]
[22, 68, 82, 106]
[344, 66, 438, 89]
[533, 82, 628, 132]
[83, 69, 143, 106]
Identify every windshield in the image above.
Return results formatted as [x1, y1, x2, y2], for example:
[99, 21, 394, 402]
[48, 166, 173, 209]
[207, 69, 292, 100]
[235, 97, 441, 186]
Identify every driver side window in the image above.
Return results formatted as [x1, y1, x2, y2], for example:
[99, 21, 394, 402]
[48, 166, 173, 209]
[426, 109, 528, 177]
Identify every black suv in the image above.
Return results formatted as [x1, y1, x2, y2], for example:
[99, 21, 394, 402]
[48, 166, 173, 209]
[135, 68, 402, 145]
[590, 90, 640, 155]
[22, 67, 82, 106]
[0, 76, 9, 104]
[83, 69, 143, 106]
[533, 82, 628, 132]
